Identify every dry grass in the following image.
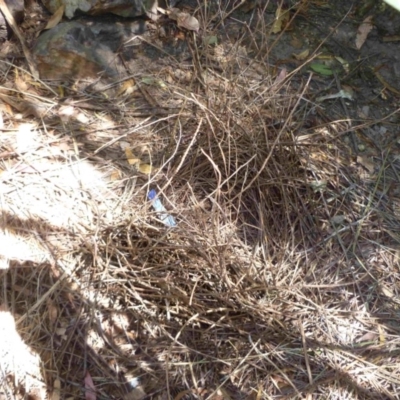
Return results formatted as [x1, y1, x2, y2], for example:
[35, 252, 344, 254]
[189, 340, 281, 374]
[1, 1, 400, 399]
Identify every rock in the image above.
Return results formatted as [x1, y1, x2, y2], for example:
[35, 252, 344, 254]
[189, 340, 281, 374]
[0, 0, 24, 41]
[33, 19, 147, 80]
[41, 0, 162, 19]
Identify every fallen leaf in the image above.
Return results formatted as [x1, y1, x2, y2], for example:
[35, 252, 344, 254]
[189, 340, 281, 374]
[167, 8, 199, 32]
[84, 371, 96, 400]
[272, 5, 290, 34]
[309, 62, 333, 76]
[44, 4, 65, 30]
[293, 48, 309, 60]
[177, 13, 199, 32]
[274, 67, 287, 84]
[117, 79, 136, 97]
[355, 15, 373, 49]
[138, 163, 157, 174]
[125, 148, 140, 165]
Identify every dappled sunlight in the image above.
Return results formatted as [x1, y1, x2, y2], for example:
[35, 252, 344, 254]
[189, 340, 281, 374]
[1, 0, 400, 399]
[0, 306, 46, 399]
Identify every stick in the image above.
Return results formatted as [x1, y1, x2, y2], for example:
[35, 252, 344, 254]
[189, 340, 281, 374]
[0, 0, 39, 78]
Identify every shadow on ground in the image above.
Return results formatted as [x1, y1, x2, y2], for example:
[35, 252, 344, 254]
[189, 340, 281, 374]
[1, 0, 400, 399]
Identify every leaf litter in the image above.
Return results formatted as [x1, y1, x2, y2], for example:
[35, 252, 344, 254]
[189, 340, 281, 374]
[1, 1, 400, 399]
[355, 15, 374, 49]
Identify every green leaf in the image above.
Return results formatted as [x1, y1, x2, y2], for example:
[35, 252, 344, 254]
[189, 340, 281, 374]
[309, 63, 334, 76]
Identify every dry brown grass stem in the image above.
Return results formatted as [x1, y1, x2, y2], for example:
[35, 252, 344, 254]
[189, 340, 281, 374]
[1, 1, 400, 399]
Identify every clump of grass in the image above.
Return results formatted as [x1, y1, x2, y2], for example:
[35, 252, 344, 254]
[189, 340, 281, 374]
[1, 1, 400, 399]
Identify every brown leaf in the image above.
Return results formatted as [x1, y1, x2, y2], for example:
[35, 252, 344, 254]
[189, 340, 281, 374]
[168, 8, 199, 32]
[274, 67, 287, 84]
[355, 15, 373, 49]
[84, 371, 96, 400]
[117, 79, 136, 97]
[177, 13, 199, 32]
[44, 4, 65, 30]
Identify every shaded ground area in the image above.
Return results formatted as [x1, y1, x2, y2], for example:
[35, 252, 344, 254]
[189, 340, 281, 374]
[1, 0, 400, 399]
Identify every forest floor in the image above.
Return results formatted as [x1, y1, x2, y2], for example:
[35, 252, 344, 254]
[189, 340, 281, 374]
[1, 0, 400, 399]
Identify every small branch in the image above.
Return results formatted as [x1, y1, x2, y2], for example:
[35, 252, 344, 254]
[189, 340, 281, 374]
[0, 0, 39, 78]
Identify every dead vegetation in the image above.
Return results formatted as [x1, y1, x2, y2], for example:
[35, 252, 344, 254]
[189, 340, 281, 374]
[1, 1, 400, 399]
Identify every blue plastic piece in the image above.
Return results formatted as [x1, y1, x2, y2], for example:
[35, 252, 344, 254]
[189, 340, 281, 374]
[148, 189, 157, 201]
[148, 190, 177, 227]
